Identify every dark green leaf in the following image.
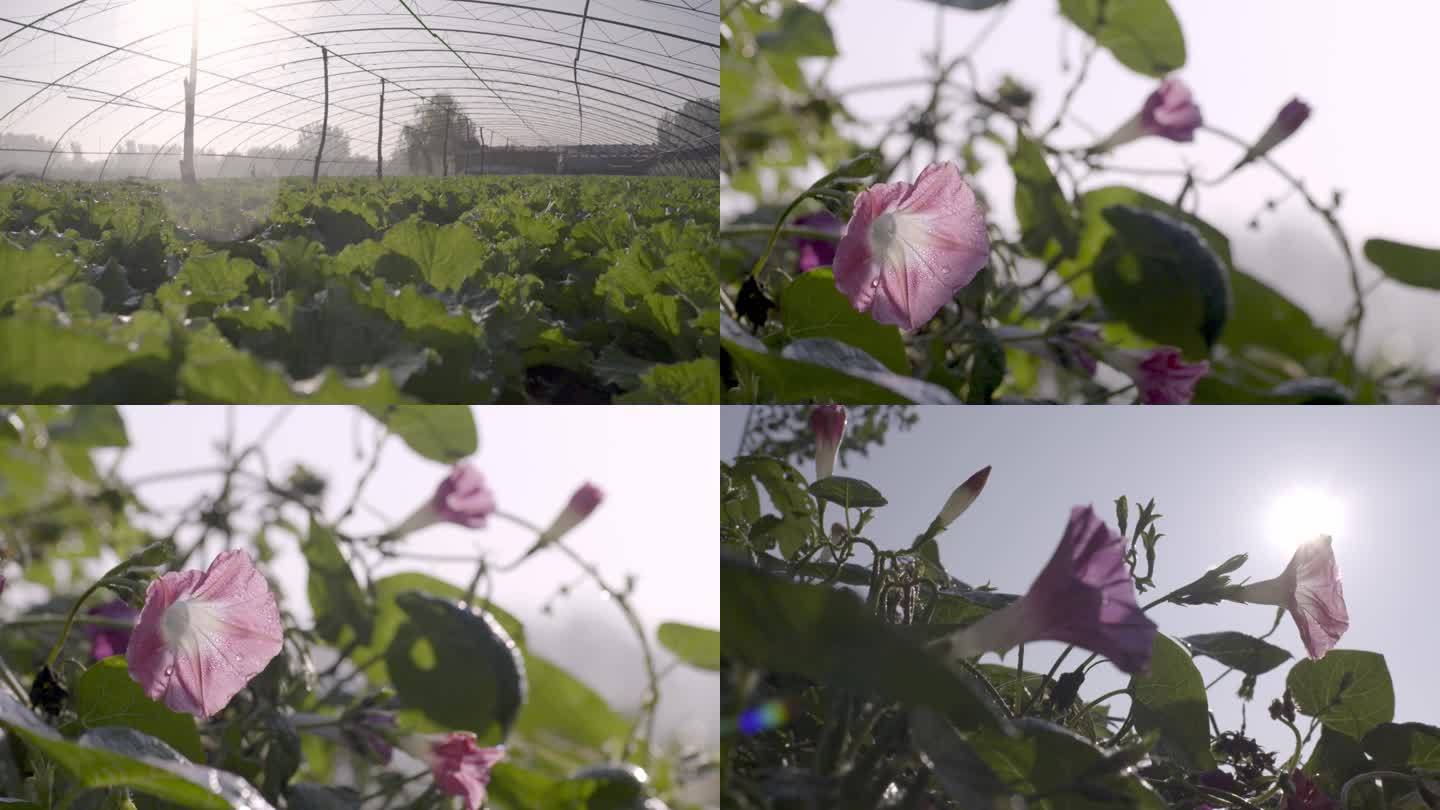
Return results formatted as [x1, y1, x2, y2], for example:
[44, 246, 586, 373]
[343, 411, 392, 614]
[1093, 206, 1230, 356]
[808, 476, 887, 508]
[969, 717, 1166, 809]
[46, 405, 129, 448]
[1012, 133, 1077, 258]
[1362, 722, 1440, 770]
[1129, 634, 1215, 770]
[721, 559, 1003, 732]
[1363, 238, 1440, 290]
[302, 517, 374, 646]
[387, 592, 527, 740]
[1182, 631, 1291, 676]
[363, 404, 478, 462]
[286, 784, 362, 810]
[910, 709, 1005, 807]
[1288, 650, 1394, 740]
[657, 622, 720, 671]
[1058, 0, 1186, 77]
[69, 657, 203, 762]
[780, 268, 909, 374]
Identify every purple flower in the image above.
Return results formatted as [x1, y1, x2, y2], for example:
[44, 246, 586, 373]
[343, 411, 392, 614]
[832, 162, 990, 330]
[940, 506, 1158, 674]
[392, 463, 497, 536]
[793, 210, 842, 273]
[809, 405, 847, 481]
[403, 733, 505, 810]
[1110, 347, 1209, 405]
[1093, 77, 1203, 151]
[1231, 536, 1348, 659]
[540, 482, 604, 544]
[84, 600, 138, 660]
[344, 709, 397, 765]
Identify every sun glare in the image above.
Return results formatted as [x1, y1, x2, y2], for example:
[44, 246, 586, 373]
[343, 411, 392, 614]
[1265, 486, 1344, 549]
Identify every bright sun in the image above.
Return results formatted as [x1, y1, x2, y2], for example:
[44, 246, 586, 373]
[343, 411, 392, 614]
[1265, 486, 1344, 549]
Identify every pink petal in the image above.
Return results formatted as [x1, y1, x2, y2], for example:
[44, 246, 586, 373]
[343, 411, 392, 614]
[833, 163, 989, 330]
[128, 551, 283, 718]
[1286, 537, 1349, 659]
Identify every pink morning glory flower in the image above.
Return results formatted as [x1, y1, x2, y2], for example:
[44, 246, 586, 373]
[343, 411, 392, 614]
[832, 161, 990, 330]
[1230, 97, 1312, 174]
[1110, 347, 1209, 405]
[1284, 769, 1338, 810]
[809, 404, 847, 481]
[404, 733, 505, 810]
[392, 463, 497, 536]
[126, 550, 283, 718]
[1230, 536, 1348, 660]
[1093, 77, 1203, 151]
[84, 600, 138, 660]
[793, 210, 843, 272]
[939, 505, 1158, 674]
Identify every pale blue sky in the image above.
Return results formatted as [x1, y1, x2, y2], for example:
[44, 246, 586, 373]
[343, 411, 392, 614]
[722, 405, 1440, 758]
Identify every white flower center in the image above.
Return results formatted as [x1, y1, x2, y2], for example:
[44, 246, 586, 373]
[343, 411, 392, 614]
[161, 598, 224, 647]
[868, 211, 930, 270]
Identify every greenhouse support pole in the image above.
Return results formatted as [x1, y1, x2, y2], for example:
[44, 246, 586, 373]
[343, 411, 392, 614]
[312, 46, 329, 186]
[377, 78, 386, 180]
[181, 0, 200, 184]
[442, 105, 452, 178]
[479, 127, 486, 175]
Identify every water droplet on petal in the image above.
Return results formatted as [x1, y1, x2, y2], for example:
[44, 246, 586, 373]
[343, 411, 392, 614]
[870, 279, 879, 288]
[164, 667, 173, 676]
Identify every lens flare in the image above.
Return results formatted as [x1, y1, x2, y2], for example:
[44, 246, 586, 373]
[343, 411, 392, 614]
[1265, 486, 1344, 550]
[737, 700, 791, 736]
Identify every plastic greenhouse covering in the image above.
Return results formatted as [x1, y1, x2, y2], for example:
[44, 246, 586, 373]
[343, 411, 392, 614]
[0, 0, 719, 180]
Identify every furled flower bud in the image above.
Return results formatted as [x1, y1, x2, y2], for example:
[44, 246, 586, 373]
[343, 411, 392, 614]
[1092, 77, 1203, 152]
[84, 600, 138, 660]
[928, 466, 992, 535]
[1230, 97, 1311, 174]
[809, 405, 847, 481]
[793, 210, 843, 273]
[540, 482, 604, 545]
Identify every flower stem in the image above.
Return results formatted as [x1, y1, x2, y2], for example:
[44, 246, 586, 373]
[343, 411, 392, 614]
[43, 581, 107, 669]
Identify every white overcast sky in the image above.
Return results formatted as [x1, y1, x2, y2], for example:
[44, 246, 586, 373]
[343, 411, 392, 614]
[724, 0, 1440, 370]
[723, 405, 1440, 759]
[4, 406, 719, 748]
[0, 0, 718, 153]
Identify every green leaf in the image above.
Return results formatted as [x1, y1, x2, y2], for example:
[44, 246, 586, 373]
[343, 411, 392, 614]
[0, 695, 270, 810]
[1182, 631, 1291, 676]
[807, 476, 888, 508]
[1304, 725, 1372, 797]
[721, 559, 1003, 732]
[910, 709, 1005, 807]
[969, 717, 1166, 809]
[387, 592, 527, 740]
[1092, 205, 1230, 356]
[779, 268, 909, 374]
[166, 251, 258, 306]
[1222, 269, 1339, 367]
[1012, 133, 1077, 258]
[0, 238, 77, 305]
[1129, 634, 1215, 770]
[757, 3, 836, 59]
[363, 404, 478, 462]
[302, 517, 374, 646]
[1362, 722, 1440, 770]
[922, 0, 1007, 8]
[730, 455, 816, 518]
[1287, 650, 1394, 740]
[69, 657, 203, 762]
[47, 405, 129, 448]
[657, 622, 720, 671]
[383, 218, 488, 292]
[1058, 0, 1186, 77]
[617, 358, 722, 404]
[1362, 238, 1440, 290]
[748, 513, 812, 559]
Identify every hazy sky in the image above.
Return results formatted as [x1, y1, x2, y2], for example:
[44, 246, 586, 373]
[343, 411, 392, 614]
[723, 0, 1440, 369]
[0, 0, 717, 159]
[723, 405, 1440, 758]
[3, 406, 720, 747]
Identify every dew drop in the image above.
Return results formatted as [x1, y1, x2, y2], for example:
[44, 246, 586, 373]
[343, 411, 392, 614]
[870, 280, 879, 288]
[164, 667, 173, 676]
